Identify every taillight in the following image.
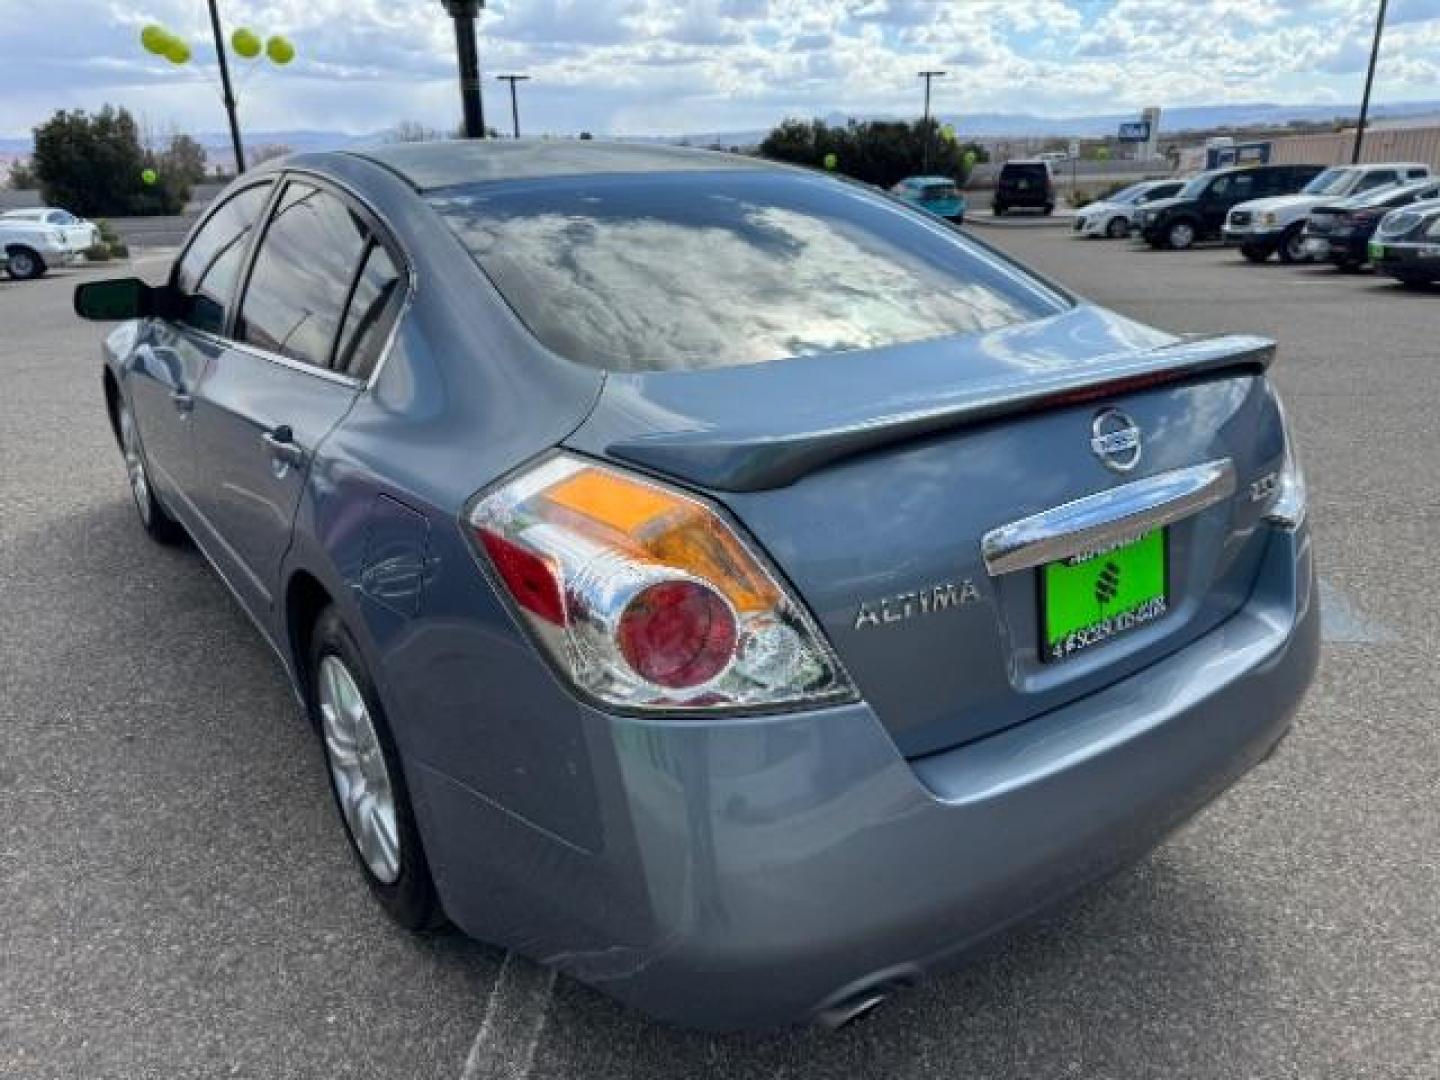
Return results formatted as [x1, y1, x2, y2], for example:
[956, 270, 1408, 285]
[465, 453, 855, 711]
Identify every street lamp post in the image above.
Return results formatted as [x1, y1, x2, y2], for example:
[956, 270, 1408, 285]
[496, 74, 530, 138]
[918, 70, 946, 173]
[1352, 0, 1389, 164]
[441, 0, 486, 138]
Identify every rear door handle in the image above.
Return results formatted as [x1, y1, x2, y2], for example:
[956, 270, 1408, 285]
[261, 424, 307, 468]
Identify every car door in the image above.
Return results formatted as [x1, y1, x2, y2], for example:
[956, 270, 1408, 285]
[185, 177, 377, 619]
[128, 181, 274, 517]
[1203, 172, 1254, 233]
[48, 210, 90, 250]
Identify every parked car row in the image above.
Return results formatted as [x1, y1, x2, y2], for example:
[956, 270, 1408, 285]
[1, 206, 100, 279]
[1077, 160, 1440, 286]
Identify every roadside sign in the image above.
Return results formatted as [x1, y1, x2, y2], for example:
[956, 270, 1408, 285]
[1118, 121, 1151, 142]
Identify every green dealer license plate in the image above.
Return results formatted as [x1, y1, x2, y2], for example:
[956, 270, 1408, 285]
[1041, 528, 1168, 662]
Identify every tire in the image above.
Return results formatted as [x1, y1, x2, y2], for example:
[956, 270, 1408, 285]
[992, 204, 1006, 217]
[1042, 204, 1055, 216]
[1241, 245, 1270, 264]
[308, 606, 443, 931]
[6, 246, 45, 280]
[1106, 217, 1130, 239]
[1166, 219, 1197, 250]
[117, 397, 185, 544]
[1277, 226, 1307, 265]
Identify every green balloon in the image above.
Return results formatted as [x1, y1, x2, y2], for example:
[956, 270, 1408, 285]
[232, 28, 262, 58]
[141, 168, 158, 186]
[963, 150, 977, 168]
[163, 38, 191, 64]
[822, 152, 838, 171]
[140, 24, 171, 56]
[941, 123, 957, 143]
[266, 35, 295, 65]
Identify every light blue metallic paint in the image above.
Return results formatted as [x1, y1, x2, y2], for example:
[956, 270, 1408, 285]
[99, 145, 1318, 1031]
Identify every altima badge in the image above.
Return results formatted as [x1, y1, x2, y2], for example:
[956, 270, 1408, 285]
[855, 580, 980, 630]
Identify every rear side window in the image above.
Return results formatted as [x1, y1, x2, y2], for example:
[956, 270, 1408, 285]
[238, 182, 369, 369]
[1355, 170, 1397, 193]
[174, 182, 273, 335]
[334, 243, 404, 379]
[431, 170, 1064, 372]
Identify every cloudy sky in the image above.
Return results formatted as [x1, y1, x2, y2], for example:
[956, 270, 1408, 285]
[1, 0, 1438, 140]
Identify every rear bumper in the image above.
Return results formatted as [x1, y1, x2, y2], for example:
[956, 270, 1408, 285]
[412, 524, 1318, 1031]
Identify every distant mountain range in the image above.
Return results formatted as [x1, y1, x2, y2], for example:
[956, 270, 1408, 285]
[4, 100, 1439, 155]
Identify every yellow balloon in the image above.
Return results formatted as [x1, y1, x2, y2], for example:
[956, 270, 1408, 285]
[163, 38, 191, 64]
[266, 35, 295, 65]
[140, 24, 171, 56]
[232, 28, 261, 59]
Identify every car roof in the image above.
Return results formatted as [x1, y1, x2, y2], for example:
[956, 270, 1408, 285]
[1, 208, 49, 218]
[344, 139, 772, 192]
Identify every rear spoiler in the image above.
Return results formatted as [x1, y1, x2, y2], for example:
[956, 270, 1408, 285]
[604, 334, 1275, 493]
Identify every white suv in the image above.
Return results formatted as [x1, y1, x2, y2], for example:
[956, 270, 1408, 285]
[1223, 162, 1431, 263]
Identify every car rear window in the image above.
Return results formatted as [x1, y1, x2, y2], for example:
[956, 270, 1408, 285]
[1000, 164, 1047, 183]
[920, 182, 959, 199]
[431, 171, 1064, 372]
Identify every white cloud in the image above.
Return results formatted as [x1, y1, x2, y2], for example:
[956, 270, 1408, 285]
[0, 0, 1436, 139]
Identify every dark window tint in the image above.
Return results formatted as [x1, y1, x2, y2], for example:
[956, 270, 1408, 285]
[238, 183, 369, 368]
[1000, 163, 1048, 184]
[334, 243, 404, 379]
[1355, 170, 1397, 193]
[174, 182, 273, 334]
[431, 170, 1064, 372]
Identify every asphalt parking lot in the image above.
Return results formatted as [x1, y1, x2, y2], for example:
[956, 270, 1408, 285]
[3, 233, 1437, 1080]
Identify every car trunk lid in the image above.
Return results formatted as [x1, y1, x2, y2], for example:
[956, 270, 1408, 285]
[565, 305, 1283, 756]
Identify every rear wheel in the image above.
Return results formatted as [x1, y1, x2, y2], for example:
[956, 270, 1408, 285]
[117, 398, 184, 544]
[1166, 220, 1197, 250]
[6, 247, 45, 280]
[1106, 217, 1130, 239]
[1277, 226, 1307, 264]
[309, 606, 443, 931]
[992, 203, 1006, 217]
[1042, 203, 1055, 216]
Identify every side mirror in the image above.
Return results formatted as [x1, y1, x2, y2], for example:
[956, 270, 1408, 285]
[73, 277, 181, 322]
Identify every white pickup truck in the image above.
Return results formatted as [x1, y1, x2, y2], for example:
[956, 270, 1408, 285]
[0, 207, 94, 279]
[1223, 162, 1432, 263]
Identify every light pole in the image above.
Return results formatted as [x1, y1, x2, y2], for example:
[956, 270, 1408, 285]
[1352, 0, 1388, 164]
[205, 0, 245, 171]
[496, 74, 530, 138]
[441, 0, 486, 138]
[918, 70, 946, 173]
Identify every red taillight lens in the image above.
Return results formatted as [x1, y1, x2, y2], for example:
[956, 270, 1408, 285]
[617, 581, 737, 689]
[477, 530, 564, 625]
[464, 454, 854, 712]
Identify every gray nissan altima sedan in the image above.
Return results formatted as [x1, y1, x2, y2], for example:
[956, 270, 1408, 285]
[75, 141, 1318, 1031]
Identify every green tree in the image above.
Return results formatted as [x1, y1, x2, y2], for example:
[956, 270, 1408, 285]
[161, 132, 208, 186]
[31, 105, 187, 216]
[6, 158, 38, 189]
[760, 117, 977, 189]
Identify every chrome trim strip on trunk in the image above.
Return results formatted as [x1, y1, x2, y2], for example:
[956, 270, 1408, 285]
[981, 458, 1236, 576]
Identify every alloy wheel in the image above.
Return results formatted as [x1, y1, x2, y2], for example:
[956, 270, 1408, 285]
[1169, 222, 1195, 249]
[8, 250, 37, 278]
[317, 654, 402, 884]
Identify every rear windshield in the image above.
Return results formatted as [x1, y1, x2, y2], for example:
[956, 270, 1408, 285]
[920, 182, 959, 200]
[431, 171, 1064, 372]
[1000, 164, 1047, 182]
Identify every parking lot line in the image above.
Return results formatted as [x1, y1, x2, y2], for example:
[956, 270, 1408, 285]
[460, 953, 558, 1080]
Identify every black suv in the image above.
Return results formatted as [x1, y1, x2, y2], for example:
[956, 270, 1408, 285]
[1136, 164, 1324, 249]
[993, 160, 1055, 216]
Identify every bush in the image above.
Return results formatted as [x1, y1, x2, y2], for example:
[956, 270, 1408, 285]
[80, 243, 112, 262]
[759, 118, 978, 189]
[31, 105, 188, 217]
